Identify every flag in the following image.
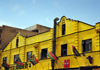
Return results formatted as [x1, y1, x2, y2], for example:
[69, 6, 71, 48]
[29, 55, 39, 66]
[2, 63, 11, 69]
[14, 58, 24, 69]
[47, 52, 58, 60]
[86, 56, 93, 64]
[64, 59, 70, 68]
[72, 45, 81, 56]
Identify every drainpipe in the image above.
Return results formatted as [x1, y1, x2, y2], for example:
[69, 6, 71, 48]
[52, 17, 59, 70]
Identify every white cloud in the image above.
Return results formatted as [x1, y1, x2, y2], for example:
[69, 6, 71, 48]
[46, 18, 51, 24]
[19, 10, 26, 15]
[32, 0, 36, 4]
[0, 19, 12, 26]
[0, 19, 26, 29]
[54, 2, 59, 7]
[13, 4, 20, 11]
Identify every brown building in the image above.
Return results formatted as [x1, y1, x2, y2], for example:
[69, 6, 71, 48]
[0, 24, 51, 50]
[24, 24, 51, 33]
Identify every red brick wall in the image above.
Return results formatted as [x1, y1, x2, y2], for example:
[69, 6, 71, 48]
[1, 25, 37, 50]
[37, 24, 51, 33]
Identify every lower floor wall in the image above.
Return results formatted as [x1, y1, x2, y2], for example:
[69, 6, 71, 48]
[1, 51, 100, 70]
[1, 59, 52, 70]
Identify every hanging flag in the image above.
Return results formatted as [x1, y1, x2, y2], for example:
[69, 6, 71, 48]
[47, 52, 58, 60]
[2, 62, 11, 69]
[72, 45, 81, 56]
[86, 56, 93, 64]
[14, 58, 24, 69]
[64, 59, 70, 68]
[29, 55, 39, 66]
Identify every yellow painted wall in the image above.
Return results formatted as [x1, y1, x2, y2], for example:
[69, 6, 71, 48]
[1, 16, 100, 70]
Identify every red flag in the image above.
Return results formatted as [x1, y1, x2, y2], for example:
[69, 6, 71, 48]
[64, 59, 70, 68]
[6, 63, 11, 68]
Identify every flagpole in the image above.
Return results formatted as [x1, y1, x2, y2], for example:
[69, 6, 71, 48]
[27, 66, 29, 70]
[72, 45, 90, 66]
[81, 55, 90, 66]
[74, 57, 80, 66]
[39, 62, 44, 68]
[58, 59, 63, 66]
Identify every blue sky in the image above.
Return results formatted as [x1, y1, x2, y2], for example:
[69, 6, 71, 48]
[0, 0, 100, 29]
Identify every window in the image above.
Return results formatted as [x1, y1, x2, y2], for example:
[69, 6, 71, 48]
[16, 37, 19, 48]
[27, 51, 32, 61]
[0, 29, 2, 33]
[41, 48, 47, 59]
[0, 33, 1, 37]
[0, 40, 1, 44]
[14, 54, 19, 62]
[62, 24, 66, 35]
[61, 44, 67, 56]
[3, 57, 7, 64]
[32, 29, 39, 33]
[82, 39, 92, 52]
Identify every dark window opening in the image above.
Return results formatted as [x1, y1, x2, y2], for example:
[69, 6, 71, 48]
[27, 51, 32, 61]
[0, 40, 1, 44]
[32, 29, 39, 33]
[14, 54, 19, 62]
[61, 44, 67, 56]
[62, 24, 66, 35]
[3, 57, 7, 64]
[82, 39, 92, 52]
[0, 29, 2, 33]
[16, 37, 19, 48]
[0, 34, 1, 37]
[41, 48, 47, 59]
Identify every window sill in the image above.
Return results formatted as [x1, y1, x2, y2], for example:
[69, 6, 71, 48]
[39, 58, 50, 60]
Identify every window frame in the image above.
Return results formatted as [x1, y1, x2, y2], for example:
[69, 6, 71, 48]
[61, 44, 67, 56]
[27, 51, 32, 62]
[16, 37, 19, 48]
[41, 48, 47, 59]
[82, 39, 92, 52]
[62, 24, 66, 35]
[3, 57, 7, 63]
[0, 40, 1, 44]
[14, 54, 19, 63]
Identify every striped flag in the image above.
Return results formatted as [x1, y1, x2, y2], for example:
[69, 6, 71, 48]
[47, 52, 58, 60]
[29, 55, 39, 66]
[2, 63, 11, 69]
[14, 58, 24, 69]
[72, 45, 81, 56]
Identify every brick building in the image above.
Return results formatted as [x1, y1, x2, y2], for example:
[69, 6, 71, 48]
[1, 16, 100, 70]
[0, 24, 51, 50]
[24, 24, 51, 33]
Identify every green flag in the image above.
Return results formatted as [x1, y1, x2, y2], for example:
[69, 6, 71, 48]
[47, 52, 58, 60]
[14, 58, 24, 69]
[29, 55, 39, 66]
[2, 60, 11, 69]
[72, 45, 81, 56]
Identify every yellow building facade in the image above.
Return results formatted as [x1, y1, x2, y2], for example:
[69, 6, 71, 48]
[0, 16, 100, 70]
